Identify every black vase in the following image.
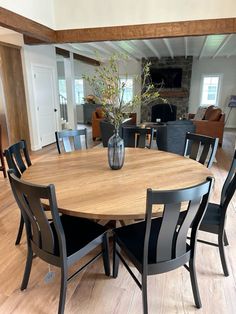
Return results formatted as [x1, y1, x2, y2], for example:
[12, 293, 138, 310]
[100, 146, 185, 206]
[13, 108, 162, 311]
[107, 130, 125, 170]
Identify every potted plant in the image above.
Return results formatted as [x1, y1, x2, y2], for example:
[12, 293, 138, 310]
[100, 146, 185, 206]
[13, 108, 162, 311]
[83, 54, 164, 169]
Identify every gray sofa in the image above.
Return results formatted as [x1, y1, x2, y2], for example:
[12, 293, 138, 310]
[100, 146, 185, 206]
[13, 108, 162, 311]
[156, 120, 196, 155]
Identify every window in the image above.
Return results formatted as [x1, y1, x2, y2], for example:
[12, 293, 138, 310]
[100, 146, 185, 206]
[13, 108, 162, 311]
[200, 75, 221, 106]
[120, 77, 134, 103]
[75, 79, 85, 104]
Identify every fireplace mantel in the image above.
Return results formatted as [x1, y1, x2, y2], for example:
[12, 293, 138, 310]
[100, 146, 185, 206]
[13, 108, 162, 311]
[159, 89, 189, 98]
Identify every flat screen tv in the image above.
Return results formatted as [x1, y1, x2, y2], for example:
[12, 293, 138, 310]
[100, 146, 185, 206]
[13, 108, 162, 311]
[150, 67, 182, 88]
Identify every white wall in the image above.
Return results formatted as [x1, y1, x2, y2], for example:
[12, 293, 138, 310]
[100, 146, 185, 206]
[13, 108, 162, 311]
[1, 0, 236, 30]
[22, 45, 59, 150]
[189, 57, 236, 127]
[54, 0, 236, 29]
[0, 0, 55, 28]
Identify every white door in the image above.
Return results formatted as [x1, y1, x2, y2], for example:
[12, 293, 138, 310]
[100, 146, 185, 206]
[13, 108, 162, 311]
[33, 66, 57, 147]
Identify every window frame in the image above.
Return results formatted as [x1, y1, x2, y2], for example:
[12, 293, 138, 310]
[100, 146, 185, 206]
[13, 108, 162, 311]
[200, 73, 223, 107]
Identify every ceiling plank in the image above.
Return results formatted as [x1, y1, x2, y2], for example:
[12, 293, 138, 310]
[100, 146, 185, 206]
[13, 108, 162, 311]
[87, 42, 111, 56]
[199, 36, 208, 59]
[143, 40, 161, 59]
[127, 41, 148, 58]
[184, 37, 188, 59]
[163, 38, 174, 59]
[212, 34, 233, 58]
[106, 41, 139, 61]
[0, 7, 56, 43]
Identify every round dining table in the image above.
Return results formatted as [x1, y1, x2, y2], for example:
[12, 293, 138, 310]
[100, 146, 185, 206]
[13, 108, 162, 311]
[22, 148, 212, 220]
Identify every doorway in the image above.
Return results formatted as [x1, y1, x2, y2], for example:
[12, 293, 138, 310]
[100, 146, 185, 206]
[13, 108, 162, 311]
[32, 65, 57, 147]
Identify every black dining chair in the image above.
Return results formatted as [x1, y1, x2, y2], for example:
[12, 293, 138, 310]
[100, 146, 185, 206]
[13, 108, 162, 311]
[197, 149, 236, 276]
[55, 129, 88, 154]
[183, 132, 219, 168]
[8, 170, 110, 314]
[113, 177, 214, 314]
[4, 139, 32, 245]
[122, 126, 154, 149]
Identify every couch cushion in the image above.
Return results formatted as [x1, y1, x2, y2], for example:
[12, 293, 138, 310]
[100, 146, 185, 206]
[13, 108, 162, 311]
[207, 108, 222, 121]
[193, 107, 207, 120]
[204, 105, 215, 120]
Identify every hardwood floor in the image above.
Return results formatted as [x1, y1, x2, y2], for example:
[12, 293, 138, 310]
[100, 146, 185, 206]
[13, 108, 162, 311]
[0, 129, 235, 314]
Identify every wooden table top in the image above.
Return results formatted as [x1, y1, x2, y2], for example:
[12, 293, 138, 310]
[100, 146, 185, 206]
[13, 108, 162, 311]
[22, 148, 212, 220]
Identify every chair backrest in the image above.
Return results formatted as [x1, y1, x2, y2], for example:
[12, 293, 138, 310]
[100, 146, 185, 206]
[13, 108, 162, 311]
[122, 126, 154, 149]
[220, 149, 236, 210]
[55, 129, 88, 154]
[156, 121, 196, 155]
[183, 133, 219, 168]
[144, 177, 214, 266]
[4, 140, 31, 178]
[100, 119, 136, 147]
[8, 170, 66, 262]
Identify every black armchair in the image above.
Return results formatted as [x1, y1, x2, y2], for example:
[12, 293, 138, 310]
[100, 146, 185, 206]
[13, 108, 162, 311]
[156, 120, 196, 155]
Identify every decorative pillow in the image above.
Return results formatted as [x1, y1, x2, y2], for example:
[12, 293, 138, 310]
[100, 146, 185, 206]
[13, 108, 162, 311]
[193, 107, 207, 120]
[96, 108, 104, 118]
[207, 108, 222, 121]
[204, 105, 215, 120]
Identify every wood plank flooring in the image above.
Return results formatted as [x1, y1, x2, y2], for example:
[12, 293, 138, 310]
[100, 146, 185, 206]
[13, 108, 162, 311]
[0, 129, 236, 314]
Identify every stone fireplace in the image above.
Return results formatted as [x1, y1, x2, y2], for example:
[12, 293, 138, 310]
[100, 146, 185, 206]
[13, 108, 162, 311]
[141, 56, 193, 121]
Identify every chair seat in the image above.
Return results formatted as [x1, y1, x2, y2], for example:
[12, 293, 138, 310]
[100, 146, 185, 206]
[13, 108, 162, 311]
[51, 215, 107, 257]
[200, 203, 221, 226]
[115, 218, 165, 264]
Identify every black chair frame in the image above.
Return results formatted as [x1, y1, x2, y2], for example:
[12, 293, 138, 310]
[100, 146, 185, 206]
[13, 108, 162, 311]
[8, 170, 110, 314]
[4, 139, 32, 245]
[183, 132, 219, 168]
[122, 126, 154, 149]
[113, 177, 214, 314]
[198, 149, 236, 276]
[55, 129, 88, 154]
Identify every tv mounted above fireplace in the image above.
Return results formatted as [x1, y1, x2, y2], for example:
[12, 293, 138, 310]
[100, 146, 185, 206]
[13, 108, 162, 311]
[150, 67, 182, 88]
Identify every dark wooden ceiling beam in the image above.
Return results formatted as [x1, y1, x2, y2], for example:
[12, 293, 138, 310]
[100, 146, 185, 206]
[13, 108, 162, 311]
[0, 8, 236, 45]
[55, 47, 70, 58]
[73, 52, 100, 66]
[56, 18, 236, 43]
[0, 7, 56, 43]
[55, 46, 100, 65]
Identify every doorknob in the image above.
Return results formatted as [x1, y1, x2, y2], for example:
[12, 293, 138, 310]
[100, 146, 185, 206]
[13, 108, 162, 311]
[54, 108, 57, 112]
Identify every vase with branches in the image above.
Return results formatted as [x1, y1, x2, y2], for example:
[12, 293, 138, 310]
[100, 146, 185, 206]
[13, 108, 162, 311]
[83, 53, 165, 169]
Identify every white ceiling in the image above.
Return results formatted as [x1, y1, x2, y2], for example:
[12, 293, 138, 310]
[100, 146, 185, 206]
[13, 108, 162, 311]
[69, 34, 236, 61]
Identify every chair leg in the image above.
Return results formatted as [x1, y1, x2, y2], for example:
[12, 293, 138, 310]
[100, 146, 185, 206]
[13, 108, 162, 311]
[21, 246, 33, 290]
[113, 239, 120, 278]
[142, 274, 148, 314]
[189, 259, 202, 309]
[102, 233, 110, 276]
[15, 214, 24, 245]
[58, 266, 67, 314]
[224, 231, 229, 246]
[218, 232, 229, 276]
